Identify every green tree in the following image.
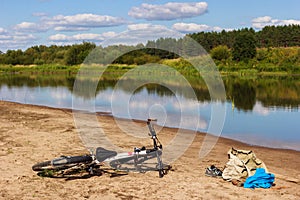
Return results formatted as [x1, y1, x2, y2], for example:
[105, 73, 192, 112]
[232, 31, 257, 62]
[210, 45, 231, 61]
[65, 42, 96, 65]
[4, 49, 24, 65]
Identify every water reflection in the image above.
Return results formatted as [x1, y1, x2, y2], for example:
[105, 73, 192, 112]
[1, 74, 300, 110]
[0, 73, 299, 150]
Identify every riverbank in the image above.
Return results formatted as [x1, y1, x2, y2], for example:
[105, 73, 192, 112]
[1, 55, 300, 77]
[0, 101, 299, 199]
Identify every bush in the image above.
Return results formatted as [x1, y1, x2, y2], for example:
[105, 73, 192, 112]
[256, 49, 268, 61]
[210, 45, 231, 61]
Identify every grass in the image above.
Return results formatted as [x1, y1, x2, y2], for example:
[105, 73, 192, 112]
[0, 64, 80, 74]
[1, 51, 300, 77]
[37, 170, 55, 177]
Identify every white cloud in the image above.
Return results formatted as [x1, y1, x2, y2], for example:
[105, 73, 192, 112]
[0, 27, 8, 34]
[13, 13, 127, 33]
[15, 22, 37, 29]
[100, 23, 183, 46]
[101, 31, 117, 38]
[252, 16, 300, 29]
[48, 34, 70, 41]
[1, 12, 129, 51]
[127, 23, 170, 33]
[54, 26, 90, 31]
[128, 2, 208, 21]
[0, 28, 11, 41]
[172, 22, 229, 33]
[252, 16, 272, 24]
[72, 33, 104, 41]
[0, 35, 11, 40]
[48, 32, 117, 44]
[45, 13, 127, 31]
[13, 33, 37, 41]
[14, 22, 48, 32]
[0, 32, 38, 51]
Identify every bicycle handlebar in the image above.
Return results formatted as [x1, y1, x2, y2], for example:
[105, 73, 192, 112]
[147, 120, 157, 137]
[146, 119, 163, 151]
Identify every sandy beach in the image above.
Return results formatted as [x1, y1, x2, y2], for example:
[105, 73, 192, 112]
[0, 100, 299, 199]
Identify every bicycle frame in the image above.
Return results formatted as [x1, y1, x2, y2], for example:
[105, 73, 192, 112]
[104, 149, 161, 170]
[100, 119, 165, 176]
[32, 118, 168, 178]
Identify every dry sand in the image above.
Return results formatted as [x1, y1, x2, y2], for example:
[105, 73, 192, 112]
[0, 101, 299, 200]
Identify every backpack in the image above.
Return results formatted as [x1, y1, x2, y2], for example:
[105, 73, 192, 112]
[222, 147, 268, 181]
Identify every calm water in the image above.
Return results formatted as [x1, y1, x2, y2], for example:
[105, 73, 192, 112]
[0, 73, 299, 151]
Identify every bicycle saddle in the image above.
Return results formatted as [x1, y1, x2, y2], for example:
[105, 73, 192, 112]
[96, 147, 117, 162]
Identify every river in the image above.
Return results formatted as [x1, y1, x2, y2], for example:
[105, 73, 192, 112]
[0, 72, 299, 151]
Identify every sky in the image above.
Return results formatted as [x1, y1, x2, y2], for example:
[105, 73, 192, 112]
[0, 0, 299, 52]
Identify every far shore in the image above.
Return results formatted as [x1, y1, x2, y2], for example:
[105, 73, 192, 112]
[1, 64, 300, 77]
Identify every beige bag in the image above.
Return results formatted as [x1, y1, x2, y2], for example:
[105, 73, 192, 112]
[222, 147, 268, 181]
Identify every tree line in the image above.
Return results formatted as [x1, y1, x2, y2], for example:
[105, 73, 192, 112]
[0, 24, 299, 66]
[189, 24, 300, 50]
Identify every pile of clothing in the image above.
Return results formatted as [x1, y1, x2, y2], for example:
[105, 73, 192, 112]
[206, 147, 275, 189]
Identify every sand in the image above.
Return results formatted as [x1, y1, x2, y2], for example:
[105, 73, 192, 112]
[0, 101, 299, 200]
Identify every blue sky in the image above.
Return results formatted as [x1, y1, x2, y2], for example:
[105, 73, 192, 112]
[0, 0, 299, 51]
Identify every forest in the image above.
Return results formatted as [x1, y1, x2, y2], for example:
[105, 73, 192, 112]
[0, 25, 299, 73]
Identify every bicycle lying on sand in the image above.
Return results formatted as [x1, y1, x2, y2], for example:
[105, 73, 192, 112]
[32, 119, 171, 178]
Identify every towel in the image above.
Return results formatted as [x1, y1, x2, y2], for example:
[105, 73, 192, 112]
[244, 168, 275, 189]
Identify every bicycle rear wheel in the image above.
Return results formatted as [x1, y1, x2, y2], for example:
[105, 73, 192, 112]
[32, 155, 93, 171]
[32, 161, 53, 171]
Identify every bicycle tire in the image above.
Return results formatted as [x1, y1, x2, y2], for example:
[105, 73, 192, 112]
[60, 155, 93, 165]
[32, 155, 93, 171]
[32, 160, 52, 171]
[159, 169, 164, 178]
